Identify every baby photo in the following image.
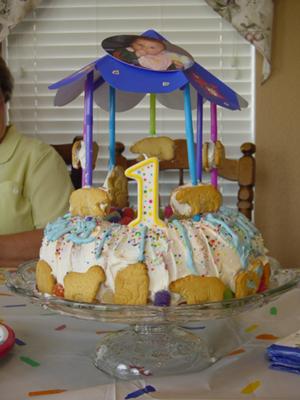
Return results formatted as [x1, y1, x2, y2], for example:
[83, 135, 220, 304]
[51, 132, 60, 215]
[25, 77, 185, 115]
[102, 34, 194, 71]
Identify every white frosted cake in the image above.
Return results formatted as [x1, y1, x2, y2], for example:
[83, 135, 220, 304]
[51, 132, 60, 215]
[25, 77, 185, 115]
[37, 204, 270, 305]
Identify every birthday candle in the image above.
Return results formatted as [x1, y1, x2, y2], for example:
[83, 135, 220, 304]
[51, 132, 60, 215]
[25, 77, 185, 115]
[83, 71, 94, 187]
[210, 102, 218, 188]
[125, 157, 165, 228]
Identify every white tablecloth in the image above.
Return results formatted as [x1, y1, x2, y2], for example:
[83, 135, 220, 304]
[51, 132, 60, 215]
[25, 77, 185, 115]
[1, 278, 300, 400]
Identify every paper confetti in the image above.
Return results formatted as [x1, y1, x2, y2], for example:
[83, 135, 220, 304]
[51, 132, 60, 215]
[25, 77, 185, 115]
[241, 380, 261, 394]
[96, 329, 123, 334]
[28, 389, 67, 397]
[125, 385, 156, 399]
[55, 324, 66, 331]
[245, 324, 258, 333]
[227, 348, 246, 356]
[270, 306, 278, 315]
[20, 356, 40, 367]
[15, 338, 26, 346]
[181, 325, 206, 330]
[3, 304, 27, 308]
[256, 333, 279, 340]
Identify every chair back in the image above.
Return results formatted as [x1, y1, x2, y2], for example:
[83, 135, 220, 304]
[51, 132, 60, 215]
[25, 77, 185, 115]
[115, 140, 256, 220]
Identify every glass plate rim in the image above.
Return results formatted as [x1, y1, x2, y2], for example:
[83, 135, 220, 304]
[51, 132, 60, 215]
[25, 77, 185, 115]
[5, 259, 300, 314]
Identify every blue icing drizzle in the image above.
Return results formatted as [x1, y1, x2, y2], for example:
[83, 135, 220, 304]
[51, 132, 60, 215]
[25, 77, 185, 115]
[65, 218, 97, 243]
[45, 214, 98, 244]
[44, 216, 72, 241]
[94, 227, 113, 259]
[205, 213, 250, 268]
[172, 219, 198, 275]
[137, 226, 148, 262]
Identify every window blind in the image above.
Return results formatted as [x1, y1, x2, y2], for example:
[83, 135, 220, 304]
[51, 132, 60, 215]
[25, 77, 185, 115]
[5, 0, 254, 207]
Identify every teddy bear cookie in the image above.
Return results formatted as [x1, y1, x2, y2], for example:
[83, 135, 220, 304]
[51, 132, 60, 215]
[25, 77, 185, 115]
[114, 263, 149, 305]
[202, 140, 225, 172]
[64, 265, 106, 303]
[234, 258, 271, 298]
[69, 187, 111, 217]
[72, 139, 99, 169]
[170, 183, 222, 217]
[105, 165, 129, 209]
[169, 275, 226, 304]
[36, 260, 56, 294]
[130, 136, 175, 161]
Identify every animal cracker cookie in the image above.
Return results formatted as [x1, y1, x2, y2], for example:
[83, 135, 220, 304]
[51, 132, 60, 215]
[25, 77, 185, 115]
[106, 165, 129, 209]
[130, 136, 175, 161]
[170, 184, 222, 217]
[36, 260, 56, 294]
[72, 139, 99, 169]
[64, 265, 106, 303]
[114, 263, 149, 305]
[169, 275, 226, 304]
[234, 268, 261, 299]
[69, 187, 111, 217]
[202, 140, 225, 172]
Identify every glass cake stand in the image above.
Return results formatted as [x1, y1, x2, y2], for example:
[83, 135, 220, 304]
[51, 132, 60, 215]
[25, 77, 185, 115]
[6, 260, 300, 380]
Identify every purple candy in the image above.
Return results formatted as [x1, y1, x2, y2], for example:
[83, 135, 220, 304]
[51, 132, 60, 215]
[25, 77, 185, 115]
[154, 290, 171, 306]
[106, 211, 121, 223]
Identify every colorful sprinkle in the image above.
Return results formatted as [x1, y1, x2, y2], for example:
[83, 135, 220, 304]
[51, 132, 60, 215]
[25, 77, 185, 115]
[241, 380, 261, 394]
[125, 385, 156, 399]
[227, 348, 245, 356]
[256, 333, 279, 340]
[245, 324, 258, 333]
[28, 389, 67, 397]
[20, 356, 40, 367]
[15, 338, 26, 346]
[270, 306, 277, 315]
[55, 324, 66, 331]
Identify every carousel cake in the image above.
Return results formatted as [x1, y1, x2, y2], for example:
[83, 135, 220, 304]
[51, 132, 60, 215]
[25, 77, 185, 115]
[36, 30, 270, 305]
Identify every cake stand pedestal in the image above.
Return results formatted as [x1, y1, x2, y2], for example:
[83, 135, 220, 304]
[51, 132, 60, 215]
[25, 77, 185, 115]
[6, 260, 300, 380]
[94, 324, 214, 379]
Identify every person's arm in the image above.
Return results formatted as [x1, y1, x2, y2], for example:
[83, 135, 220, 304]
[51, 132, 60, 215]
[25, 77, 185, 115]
[0, 229, 43, 268]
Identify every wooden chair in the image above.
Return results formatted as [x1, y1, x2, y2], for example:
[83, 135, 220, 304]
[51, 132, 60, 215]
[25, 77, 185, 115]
[52, 137, 99, 190]
[115, 140, 256, 220]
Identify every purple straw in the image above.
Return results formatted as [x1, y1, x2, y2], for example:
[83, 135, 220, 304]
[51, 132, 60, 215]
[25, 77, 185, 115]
[83, 71, 94, 187]
[196, 94, 203, 182]
[210, 102, 218, 188]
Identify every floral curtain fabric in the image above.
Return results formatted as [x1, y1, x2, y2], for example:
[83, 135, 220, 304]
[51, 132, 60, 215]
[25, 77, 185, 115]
[0, 0, 40, 42]
[205, 0, 274, 81]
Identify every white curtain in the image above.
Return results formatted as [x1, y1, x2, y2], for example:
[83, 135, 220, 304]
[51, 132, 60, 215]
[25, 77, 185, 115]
[0, 0, 40, 41]
[205, 0, 274, 82]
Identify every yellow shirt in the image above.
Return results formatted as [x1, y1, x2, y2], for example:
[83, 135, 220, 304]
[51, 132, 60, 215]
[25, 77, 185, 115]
[0, 125, 73, 234]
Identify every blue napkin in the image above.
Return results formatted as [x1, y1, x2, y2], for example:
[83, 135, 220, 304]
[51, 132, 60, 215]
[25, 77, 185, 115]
[267, 330, 300, 375]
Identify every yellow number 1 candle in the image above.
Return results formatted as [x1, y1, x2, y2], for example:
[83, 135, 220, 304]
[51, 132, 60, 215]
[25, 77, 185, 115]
[125, 157, 165, 228]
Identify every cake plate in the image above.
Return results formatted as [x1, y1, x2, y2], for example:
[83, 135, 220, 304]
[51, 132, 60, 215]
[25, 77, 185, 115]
[6, 260, 300, 380]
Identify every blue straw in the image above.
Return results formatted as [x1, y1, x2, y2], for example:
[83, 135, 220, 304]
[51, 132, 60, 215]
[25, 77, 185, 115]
[109, 85, 116, 170]
[183, 84, 197, 185]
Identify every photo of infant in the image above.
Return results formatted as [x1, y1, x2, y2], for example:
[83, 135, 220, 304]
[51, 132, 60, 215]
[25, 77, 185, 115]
[102, 35, 194, 71]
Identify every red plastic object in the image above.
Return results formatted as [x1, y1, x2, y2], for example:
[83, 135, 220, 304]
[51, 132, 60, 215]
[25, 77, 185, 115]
[0, 323, 15, 358]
